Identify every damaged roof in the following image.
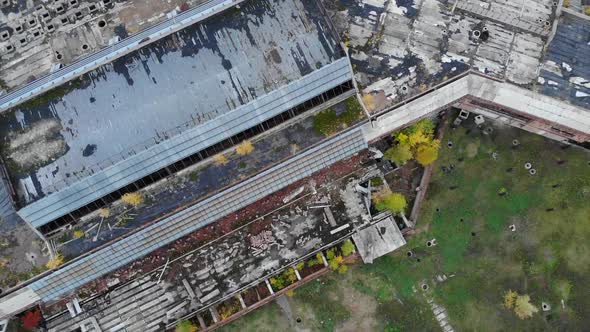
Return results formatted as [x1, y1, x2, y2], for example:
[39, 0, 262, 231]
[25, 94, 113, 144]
[27, 129, 366, 303]
[537, 13, 590, 108]
[0, 0, 343, 207]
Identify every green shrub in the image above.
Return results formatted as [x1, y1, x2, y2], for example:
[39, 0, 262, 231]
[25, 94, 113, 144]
[341, 240, 355, 257]
[313, 109, 339, 136]
[370, 177, 384, 187]
[340, 98, 363, 125]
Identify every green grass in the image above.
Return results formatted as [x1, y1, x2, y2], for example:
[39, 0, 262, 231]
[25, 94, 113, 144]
[216, 114, 590, 331]
[413, 116, 590, 330]
[218, 302, 289, 332]
[312, 97, 365, 136]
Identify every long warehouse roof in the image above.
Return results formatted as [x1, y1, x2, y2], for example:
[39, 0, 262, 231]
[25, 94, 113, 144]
[17, 57, 354, 229]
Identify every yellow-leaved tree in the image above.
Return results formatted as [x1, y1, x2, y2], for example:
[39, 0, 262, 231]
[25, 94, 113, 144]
[514, 294, 538, 319]
[46, 253, 65, 269]
[236, 140, 254, 156]
[503, 290, 518, 309]
[415, 141, 440, 166]
[385, 119, 440, 166]
[213, 154, 229, 166]
[121, 192, 143, 206]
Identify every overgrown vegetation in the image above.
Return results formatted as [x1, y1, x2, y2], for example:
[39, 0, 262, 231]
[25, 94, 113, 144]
[121, 192, 144, 206]
[221, 113, 590, 331]
[270, 267, 298, 291]
[236, 140, 254, 156]
[341, 240, 355, 257]
[369, 176, 383, 187]
[73, 229, 85, 239]
[46, 253, 65, 269]
[176, 320, 198, 332]
[373, 192, 407, 215]
[218, 298, 242, 320]
[312, 97, 364, 136]
[384, 119, 440, 166]
[326, 248, 348, 274]
[98, 208, 111, 218]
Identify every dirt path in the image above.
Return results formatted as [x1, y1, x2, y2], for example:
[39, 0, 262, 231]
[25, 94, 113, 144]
[276, 296, 309, 332]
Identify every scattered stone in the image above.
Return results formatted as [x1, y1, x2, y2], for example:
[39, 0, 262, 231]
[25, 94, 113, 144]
[435, 274, 448, 283]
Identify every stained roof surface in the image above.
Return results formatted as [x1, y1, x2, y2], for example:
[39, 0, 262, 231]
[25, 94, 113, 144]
[18, 57, 353, 229]
[29, 129, 367, 302]
[0, 0, 342, 205]
[537, 13, 590, 109]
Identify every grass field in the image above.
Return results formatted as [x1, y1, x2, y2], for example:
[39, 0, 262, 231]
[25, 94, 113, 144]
[219, 114, 590, 331]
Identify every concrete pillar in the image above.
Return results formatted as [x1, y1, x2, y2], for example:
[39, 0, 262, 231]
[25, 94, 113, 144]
[294, 269, 302, 281]
[320, 252, 329, 267]
[265, 279, 275, 295]
[209, 307, 220, 323]
[237, 294, 246, 309]
[196, 314, 207, 330]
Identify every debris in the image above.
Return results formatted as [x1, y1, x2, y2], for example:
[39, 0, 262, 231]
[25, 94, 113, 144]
[283, 186, 305, 203]
[474, 115, 485, 126]
[368, 147, 384, 159]
[330, 223, 350, 235]
[157, 258, 170, 284]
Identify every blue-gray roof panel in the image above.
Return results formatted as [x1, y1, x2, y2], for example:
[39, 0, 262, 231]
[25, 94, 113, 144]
[18, 58, 353, 228]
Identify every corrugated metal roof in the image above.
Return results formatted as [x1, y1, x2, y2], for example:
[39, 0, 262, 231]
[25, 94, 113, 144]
[29, 128, 367, 301]
[0, 0, 244, 112]
[1, 0, 342, 206]
[17, 57, 353, 228]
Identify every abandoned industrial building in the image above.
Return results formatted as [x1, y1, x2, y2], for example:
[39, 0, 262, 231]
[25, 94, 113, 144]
[0, 0, 589, 330]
